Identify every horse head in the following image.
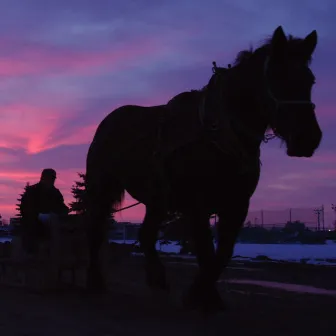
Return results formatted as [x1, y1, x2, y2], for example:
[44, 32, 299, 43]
[264, 26, 322, 157]
[206, 26, 322, 159]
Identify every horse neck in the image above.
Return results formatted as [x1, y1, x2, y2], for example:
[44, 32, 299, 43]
[228, 58, 270, 151]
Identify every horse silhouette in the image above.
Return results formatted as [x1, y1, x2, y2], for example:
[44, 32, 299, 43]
[85, 26, 322, 313]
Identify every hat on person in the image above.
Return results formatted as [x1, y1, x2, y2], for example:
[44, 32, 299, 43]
[41, 168, 57, 179]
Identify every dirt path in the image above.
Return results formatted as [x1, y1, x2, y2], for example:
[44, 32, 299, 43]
[0, 257, 335, 336]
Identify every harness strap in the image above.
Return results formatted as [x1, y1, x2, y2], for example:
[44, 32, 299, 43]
[199, 68, 252, 169]
[151, 110, 172, 210]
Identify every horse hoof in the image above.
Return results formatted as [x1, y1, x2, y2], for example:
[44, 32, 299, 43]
[87, 282, 107, 295]
[145, 267, 170, 292]
[147, 279, 170, 292]
[182, 295, 227, 315]
[87, 274, 107, 294]
[150, 286, 171, 303]
[182, 286, 228, 315]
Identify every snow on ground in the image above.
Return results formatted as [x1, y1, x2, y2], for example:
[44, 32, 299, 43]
[111, 239, 336, 265]
[1, 237, 336, 265]
[225, 279, 336, 296]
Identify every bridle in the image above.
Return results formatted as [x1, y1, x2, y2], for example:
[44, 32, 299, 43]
[199, 57, 316, 156]
[263, 57, 316, 132]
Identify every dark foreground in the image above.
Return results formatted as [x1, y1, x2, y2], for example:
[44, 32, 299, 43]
[0, 255, 335, 336]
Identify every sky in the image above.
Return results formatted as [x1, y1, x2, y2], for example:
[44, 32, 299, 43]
[0, 0, 335, 227]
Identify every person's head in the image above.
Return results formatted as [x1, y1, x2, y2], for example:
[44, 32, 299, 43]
[40, 168, 57, 188]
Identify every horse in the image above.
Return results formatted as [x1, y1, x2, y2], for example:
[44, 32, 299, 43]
[84, 26, 322, 313]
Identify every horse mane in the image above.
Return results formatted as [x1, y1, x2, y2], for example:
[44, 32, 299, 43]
[198, 34, 312, 93]
[232, 34, 313, 66]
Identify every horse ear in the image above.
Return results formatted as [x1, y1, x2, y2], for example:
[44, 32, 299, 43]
[270, 26, 287, 61]
[302, 30, 318, 60]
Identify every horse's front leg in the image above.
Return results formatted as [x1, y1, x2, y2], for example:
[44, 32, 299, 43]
[213, 199, 250, 286]
[182, 212, 225, 313]
[139, 205, 169, 291]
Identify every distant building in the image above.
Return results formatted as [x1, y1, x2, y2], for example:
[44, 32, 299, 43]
[0, 216, 10, 236]
[10, 217, 20, 225]
[109, 222, 140, 241]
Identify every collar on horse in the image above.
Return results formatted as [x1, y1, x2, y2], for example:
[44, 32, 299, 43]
[199, 61, 253, 163]
[199, 61, 277, 168]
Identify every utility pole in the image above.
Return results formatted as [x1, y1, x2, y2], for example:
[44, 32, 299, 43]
[331, 204, 336, 231]
[289, 208, 292, 223]
[314, 207, 323, 231]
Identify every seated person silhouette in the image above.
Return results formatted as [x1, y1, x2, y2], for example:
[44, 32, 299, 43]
[20, 168, 69, 255]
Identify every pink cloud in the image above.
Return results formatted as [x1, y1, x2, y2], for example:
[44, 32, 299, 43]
[279, 168, 336, 184]
[307, 151, 336, 164]
[0, 37, 165, 78]
[316, 105, 335, 117]
[0, 152, 19, 164]
[51, 124, 97, 148]
[0, 170, 40, 182]
[0, 103, 63, 153]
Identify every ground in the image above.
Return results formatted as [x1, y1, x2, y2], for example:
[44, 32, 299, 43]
[0, 253, 335, 336]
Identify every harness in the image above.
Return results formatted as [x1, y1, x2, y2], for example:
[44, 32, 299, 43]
[198, 61, 251, 162]
[198, 58, 315, 164]
[150, 57, 314, 209]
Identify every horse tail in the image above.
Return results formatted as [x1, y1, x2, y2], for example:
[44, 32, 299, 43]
[109, 180, 125, 213]
[85, 124, 128, 290]
[85, 142, 126, 213]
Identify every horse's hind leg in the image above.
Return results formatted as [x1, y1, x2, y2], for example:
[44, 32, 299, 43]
[86, 176, 116, 292]
[139, 205, 168, 291]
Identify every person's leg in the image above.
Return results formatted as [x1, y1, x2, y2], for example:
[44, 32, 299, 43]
[21, 221, 39, 256]
[41, 213, 64, 287]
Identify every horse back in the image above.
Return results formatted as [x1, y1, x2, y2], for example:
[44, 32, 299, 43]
[89, 92, 204, 165]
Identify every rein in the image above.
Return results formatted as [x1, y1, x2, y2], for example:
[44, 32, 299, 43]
[111, 201, 141, 213]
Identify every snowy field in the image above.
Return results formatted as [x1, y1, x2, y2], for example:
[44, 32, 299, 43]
[1, 237, 335, 265]
[111, 239, 336, 265]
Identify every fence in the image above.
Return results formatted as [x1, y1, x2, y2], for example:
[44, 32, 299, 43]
[111, 206, 328, 241]
[243, 206, 325, 230]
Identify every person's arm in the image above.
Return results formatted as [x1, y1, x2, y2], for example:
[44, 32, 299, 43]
[20, 187, 39, 222]
[54, 189, 70, 215]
